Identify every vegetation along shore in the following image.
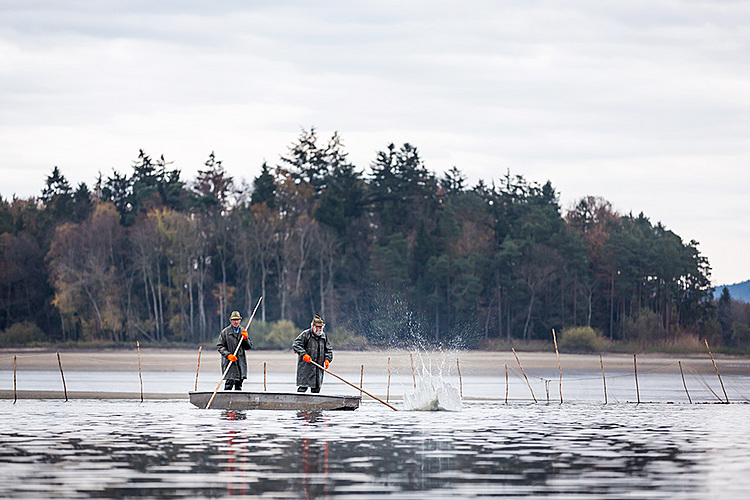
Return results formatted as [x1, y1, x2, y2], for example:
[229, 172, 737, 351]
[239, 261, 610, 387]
[2, 130, 749, 353]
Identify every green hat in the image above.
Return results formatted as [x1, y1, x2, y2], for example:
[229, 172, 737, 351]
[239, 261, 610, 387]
[230, 311, 242, 320]
[311, 314, 325, 328]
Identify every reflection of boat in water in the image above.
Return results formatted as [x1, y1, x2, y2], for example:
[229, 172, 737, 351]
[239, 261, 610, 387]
[189, 391, 360, 411]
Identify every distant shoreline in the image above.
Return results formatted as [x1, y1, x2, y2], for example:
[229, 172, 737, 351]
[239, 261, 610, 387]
[2, 348, 750, 376]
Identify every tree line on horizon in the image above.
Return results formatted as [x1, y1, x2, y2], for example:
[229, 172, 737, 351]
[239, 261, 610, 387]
[1, 128, 747, 349]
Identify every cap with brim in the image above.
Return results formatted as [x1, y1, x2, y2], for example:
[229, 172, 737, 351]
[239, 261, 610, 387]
[230, 311, 242, 320]
[311, 314, 325, 328]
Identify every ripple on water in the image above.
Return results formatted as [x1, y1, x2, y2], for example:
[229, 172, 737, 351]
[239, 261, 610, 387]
[0, 400, 749, 497]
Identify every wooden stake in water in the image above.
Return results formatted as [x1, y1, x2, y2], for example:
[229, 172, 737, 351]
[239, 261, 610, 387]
[552, 329, 563, 404]
[634, 354, 640, 404]
[56, 352, 68, 402]
[512, 348, 537, 403]
[679, 360, 692, 404]
[386, 357, 391, 403]
[13, 355, 17, 404]
[504, 363, 508, 405]
[704, 339, 729, 403]
[264, 362, 267, 391]
[410, 353, 416, 389]
[360, 365, 364, 397]
[457, 358, 463, 399]
[194, 346, 202, 392]
[600, 355, 607, 405]
[137, 341, 143, 403]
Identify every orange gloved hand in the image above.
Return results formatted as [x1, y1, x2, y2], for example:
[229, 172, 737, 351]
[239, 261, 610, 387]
[302, 354, 312, 363]
[227, 354, 237, 362]
[241, 329, 248, 339]
[324, 360, 330, 369]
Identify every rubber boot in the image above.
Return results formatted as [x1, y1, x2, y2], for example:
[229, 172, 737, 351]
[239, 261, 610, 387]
[297, 386, 307, 393]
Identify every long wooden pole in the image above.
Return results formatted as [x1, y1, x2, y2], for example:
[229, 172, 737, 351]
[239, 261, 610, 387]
[57, 352, 68, 402]
[386, 357, 391, 403]
[705, 339, 729, 403]
[600, 354, 607, 405]
[410, 353, 416, 388]
[634, 354, 640, 404]
[137, 342, 143, 403]
[679, 361, 692, 404]
[308, 359, 398, 411]
[504, 363, 508, 404]
[512, 348, 537, 403]
[263, 362, 267, 391]
[457, 358, 463, 399]
[206, 296, 262, 409]
[13, 355, 17, 404]
[194, 346, 202, 392]
[552, 329, 563, 404]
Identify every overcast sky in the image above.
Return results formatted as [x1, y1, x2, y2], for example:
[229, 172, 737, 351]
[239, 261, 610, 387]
[1, 1, 749, 286]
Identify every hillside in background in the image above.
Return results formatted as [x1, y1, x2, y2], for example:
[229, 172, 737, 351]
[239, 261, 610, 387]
[715, 280, 750, 303]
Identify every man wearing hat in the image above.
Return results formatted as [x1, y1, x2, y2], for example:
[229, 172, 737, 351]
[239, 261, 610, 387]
[216, 310, 252, 390]
[292, 314, 333, 393]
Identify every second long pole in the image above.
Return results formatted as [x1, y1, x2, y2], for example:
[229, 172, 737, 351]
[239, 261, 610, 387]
[308, 359, 398, 411]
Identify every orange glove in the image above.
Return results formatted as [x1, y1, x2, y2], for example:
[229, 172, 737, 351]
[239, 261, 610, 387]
[303, 354, 312, 363]
[227, 354, 237, 362]
[241, 329, 248, 339]
[324, 360, 330, 369]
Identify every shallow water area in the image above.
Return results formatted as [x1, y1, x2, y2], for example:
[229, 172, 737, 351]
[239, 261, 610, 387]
[2, 398, 750, 498]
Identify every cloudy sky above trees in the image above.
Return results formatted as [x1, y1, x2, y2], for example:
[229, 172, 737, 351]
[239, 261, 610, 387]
[1, 1, 749, 285]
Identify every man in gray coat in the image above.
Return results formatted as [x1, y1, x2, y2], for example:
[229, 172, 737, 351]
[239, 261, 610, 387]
[292, 314, 333, 393]
[217, 310, 252, 390]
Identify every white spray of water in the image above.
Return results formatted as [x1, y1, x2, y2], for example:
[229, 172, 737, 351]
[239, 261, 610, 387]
[402, 353, 463, 411]
[403, 378, 462, 411]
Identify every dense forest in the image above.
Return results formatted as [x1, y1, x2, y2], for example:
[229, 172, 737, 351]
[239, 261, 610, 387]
[1, 129, 747, 350]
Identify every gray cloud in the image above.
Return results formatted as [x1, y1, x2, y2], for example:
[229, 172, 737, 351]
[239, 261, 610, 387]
[1, 1, 749, 284]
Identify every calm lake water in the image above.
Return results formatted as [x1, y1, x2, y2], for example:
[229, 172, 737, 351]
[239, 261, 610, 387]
[2, 397, 750, 498]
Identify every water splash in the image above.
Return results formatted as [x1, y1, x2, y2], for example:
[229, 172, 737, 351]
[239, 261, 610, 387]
[403, 377, 462, 411]
[402, 354, 463, 411]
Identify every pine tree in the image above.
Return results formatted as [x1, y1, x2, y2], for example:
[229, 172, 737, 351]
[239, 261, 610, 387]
[251, 162, 276, 208]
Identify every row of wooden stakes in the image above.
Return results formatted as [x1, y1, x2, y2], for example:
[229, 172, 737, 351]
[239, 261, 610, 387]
[9, 342, 148, 404]
[367, 333, 730, 405]
[8, 334, 731, 405]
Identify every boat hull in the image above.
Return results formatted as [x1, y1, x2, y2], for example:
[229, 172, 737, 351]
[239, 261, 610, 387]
[189, 391, 361, 411]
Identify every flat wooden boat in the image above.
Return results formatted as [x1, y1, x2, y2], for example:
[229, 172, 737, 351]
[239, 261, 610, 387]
[189, 391, 361, 411]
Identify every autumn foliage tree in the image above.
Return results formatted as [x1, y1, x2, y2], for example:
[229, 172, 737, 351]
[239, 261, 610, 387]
[0, 133, 720, 348]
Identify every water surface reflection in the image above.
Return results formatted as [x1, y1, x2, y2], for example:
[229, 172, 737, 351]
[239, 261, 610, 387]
[0, 400, 748, 497]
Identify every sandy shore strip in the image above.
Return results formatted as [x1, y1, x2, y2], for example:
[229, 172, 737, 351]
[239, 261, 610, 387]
[0, 390, 184, 400]
[2, 348, 750, 375]
[2, 348, 750, 402]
